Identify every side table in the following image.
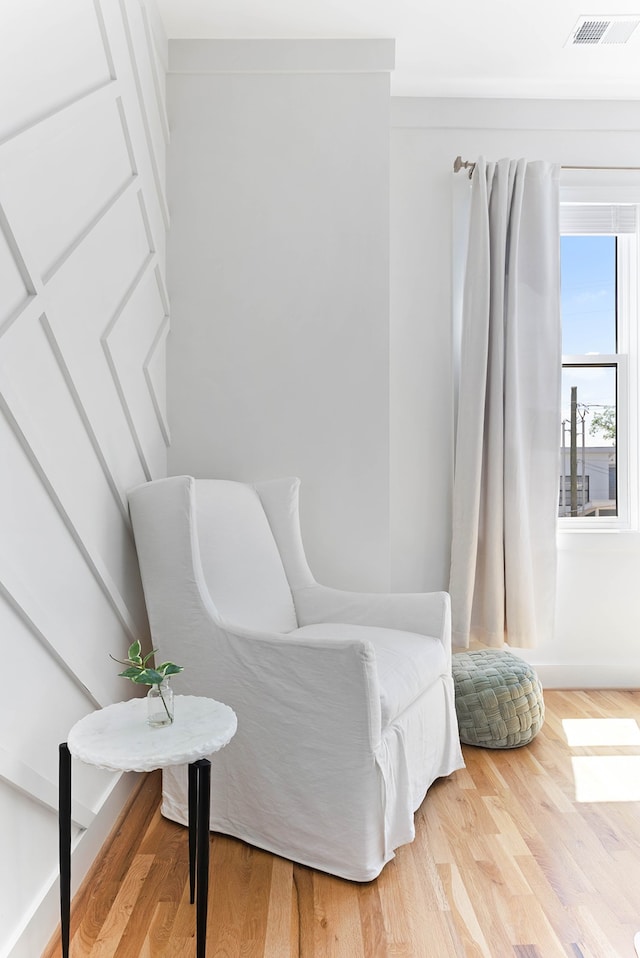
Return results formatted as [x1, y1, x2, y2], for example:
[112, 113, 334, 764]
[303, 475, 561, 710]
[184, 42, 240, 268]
[59, 695, 237, 958]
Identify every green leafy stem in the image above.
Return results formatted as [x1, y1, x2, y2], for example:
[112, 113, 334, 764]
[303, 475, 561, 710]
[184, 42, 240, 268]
[111, 641, 184, 721]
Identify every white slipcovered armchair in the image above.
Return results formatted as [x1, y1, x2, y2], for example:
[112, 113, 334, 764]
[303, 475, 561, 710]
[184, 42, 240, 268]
[128, 475, 464, 881]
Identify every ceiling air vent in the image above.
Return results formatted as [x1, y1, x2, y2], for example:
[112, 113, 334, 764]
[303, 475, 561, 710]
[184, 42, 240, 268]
[567, 15, 640, 45]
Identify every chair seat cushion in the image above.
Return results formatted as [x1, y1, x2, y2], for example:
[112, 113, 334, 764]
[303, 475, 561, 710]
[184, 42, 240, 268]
[290, 623, 447, 725]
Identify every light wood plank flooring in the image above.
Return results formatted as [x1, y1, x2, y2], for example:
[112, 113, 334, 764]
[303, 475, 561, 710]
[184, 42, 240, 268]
[44, 690, 640, 958]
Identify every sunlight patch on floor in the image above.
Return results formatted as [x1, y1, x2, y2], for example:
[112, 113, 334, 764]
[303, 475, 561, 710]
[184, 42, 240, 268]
[563, 718, 640, 802]
[562, 718, 640, 747]
[571, 755, 640, 802]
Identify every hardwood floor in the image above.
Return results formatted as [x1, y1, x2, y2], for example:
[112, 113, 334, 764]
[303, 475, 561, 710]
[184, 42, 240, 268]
[44, 690, 640, 958]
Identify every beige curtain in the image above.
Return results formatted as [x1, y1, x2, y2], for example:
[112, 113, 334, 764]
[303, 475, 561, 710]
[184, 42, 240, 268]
[449, 157, 561, 649]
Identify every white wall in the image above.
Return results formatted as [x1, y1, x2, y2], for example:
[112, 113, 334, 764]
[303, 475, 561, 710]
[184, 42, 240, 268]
[390, 97, 640, 687]
[0, 2, 168, 955]
[166, 40, 394, 591]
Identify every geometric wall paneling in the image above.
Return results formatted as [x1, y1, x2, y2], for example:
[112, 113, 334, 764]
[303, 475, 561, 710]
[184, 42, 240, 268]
[0, 310, 148, 643]
[0, 778, 69, 958]
[0, 576, 103, 719]
[43, 185, 155, 503]
[141, 0, 169, 75]
[38, 315, 152, 633]
[117, 0, 170, 229]
[43, 180, 152, 321]
[0, 0, 112, 145]
[0, 758, 100, 958]
[0, 746, 94, 830]
[0, 629, 98, 822]
[40, 309, 142, 524]
[136, 186, 157, 255]
[0, 3, 167, 953]
[102, 262, 169, 480]
[0, 408, 140, 710]
[0, 588, 123, 829]
[144, 310, 171, 447]
[0, 85, 136, 283]
[97, 0, 168, 264]
[139, 0, 171, 148]
[0, 748, 119, 958]
[0, 203, 34, 332]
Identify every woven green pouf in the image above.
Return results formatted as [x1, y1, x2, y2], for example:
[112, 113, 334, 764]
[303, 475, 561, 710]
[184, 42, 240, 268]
[452, 649, 544, 748]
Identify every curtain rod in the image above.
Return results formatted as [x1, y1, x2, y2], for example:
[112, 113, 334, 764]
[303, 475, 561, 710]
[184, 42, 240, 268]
[453, 155, 640, 180]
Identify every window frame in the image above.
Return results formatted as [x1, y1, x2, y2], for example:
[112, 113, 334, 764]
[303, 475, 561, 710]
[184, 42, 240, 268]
[559, 173, 640, 533]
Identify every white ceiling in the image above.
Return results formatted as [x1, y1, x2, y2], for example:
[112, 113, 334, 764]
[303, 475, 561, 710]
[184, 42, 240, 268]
[155, 0, 640, 99]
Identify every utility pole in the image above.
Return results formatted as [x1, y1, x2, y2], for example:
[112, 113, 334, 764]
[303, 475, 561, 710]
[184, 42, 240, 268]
[570, 385, 578, 517]
[561, 421, 567, 514]
[581, 408, 586, 513]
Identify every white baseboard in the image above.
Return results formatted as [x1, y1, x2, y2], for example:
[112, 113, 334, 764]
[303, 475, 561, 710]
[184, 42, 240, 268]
[7, 771, 140, 958]
[532, 661, 640, 690]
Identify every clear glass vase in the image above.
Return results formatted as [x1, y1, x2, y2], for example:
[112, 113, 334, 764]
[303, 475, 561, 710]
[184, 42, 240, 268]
[147, 680, 174, 727]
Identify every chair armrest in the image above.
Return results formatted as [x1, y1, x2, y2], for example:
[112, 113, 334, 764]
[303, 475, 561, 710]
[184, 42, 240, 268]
[292, 585, 452, 664]
[172, 616, 384, 749]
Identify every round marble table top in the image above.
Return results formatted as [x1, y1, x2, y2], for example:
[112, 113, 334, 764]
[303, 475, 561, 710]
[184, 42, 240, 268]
[67, 695, 237, 773]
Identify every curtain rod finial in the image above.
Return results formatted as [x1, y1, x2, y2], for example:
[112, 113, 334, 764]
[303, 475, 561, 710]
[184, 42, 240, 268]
[453, 155, 475, 179]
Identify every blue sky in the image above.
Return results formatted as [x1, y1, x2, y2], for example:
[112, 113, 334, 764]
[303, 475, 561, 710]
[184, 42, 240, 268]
[561, 235, 616, 355]
[561, 234, 617, 448]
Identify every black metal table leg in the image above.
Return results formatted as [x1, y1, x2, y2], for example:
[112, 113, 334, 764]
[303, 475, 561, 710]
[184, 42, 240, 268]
[59, 743, 72, 958]
[194, 758, 211, 958]
[188, 762, 197, 904]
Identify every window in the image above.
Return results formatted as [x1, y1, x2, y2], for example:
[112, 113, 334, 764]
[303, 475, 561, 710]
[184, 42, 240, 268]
[559, 195, 639, 529]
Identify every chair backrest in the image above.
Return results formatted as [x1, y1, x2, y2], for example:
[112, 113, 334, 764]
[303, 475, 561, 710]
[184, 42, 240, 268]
[194, 479, 299, 633]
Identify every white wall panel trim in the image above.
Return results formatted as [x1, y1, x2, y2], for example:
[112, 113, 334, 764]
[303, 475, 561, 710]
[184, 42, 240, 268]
[0, 579, 103, 710]
[0, 747, 94, 830]
[0, 84, 138, 286]
[93, 0, 118, 82]
[0, 293, 38, 341]
[0, 385, 142, 645]
[39, 315, 132, 522]
[118, 0, 170, 228]
[137, 188, 156, 254]
[140, 1, 170, 145]
[42, 174, 138, 286]
[144, 311, 170, 446]
[0, 203, 37, 296]
[116, 94, 139, 175]
[0, 79, 118, 158]
[154, 260, 169, 313]
[141, 0, 168, 72]
[101, 253, 156, 479]
[0, 79, 116, 153]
